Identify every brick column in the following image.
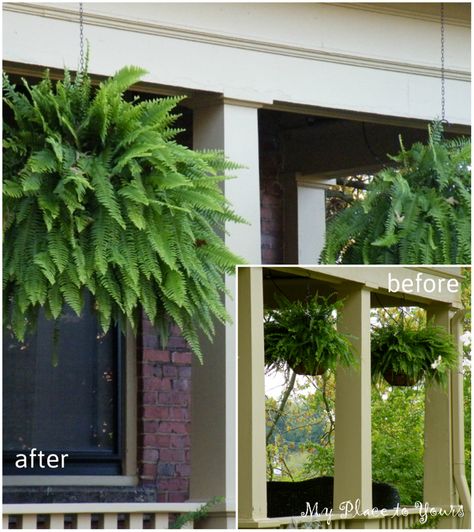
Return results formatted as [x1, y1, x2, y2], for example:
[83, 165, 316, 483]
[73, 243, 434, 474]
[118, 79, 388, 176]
[138, 319, 192, 502]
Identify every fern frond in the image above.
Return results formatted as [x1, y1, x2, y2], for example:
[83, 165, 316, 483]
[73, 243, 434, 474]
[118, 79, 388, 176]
[321, 123, 471, 264]
[3, 64, 246, 361]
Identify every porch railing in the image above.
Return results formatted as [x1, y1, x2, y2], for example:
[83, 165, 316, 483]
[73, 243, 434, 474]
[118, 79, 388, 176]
[242, 506, 465, 529]
[3, 502, 204, 529]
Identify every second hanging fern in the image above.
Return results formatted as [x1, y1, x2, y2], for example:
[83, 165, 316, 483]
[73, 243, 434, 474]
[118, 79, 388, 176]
[321, 123, 471, 265]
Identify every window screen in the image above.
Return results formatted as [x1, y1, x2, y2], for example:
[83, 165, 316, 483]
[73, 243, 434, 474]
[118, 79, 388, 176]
[3, 296, 123, 475]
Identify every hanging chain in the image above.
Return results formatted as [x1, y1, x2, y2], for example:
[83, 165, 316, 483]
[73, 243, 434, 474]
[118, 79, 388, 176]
[440, 2, 446, 122]
[79, 2, 85, 74]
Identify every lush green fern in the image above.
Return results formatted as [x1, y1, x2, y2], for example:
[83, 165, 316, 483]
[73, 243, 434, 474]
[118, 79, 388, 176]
[321, 122, 471, 264]
[264, 293, 357, 374]
[3, 66, 246, 361]
[371, 318, 459, 388]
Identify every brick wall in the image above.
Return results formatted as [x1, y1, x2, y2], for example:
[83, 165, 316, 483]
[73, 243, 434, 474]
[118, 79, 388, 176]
[138, 318, 192, 502]
[260, 138, 284, 264]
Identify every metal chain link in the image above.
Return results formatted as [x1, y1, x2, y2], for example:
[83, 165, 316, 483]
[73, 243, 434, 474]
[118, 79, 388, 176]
[440, 2, 446, 122]
[79, 2, 84, 74]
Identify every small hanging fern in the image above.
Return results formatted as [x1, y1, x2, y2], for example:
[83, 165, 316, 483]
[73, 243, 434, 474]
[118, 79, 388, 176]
[3, 66, 246, 361]
[321, 123, 471, 264]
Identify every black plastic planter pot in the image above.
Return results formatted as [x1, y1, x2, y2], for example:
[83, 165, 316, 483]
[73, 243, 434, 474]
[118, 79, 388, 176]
[383, 370, 420, 387]
[289, 361, 326, 376]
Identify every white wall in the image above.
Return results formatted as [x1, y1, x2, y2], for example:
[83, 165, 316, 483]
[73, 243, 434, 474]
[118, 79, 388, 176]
[3, 2, 471, 124]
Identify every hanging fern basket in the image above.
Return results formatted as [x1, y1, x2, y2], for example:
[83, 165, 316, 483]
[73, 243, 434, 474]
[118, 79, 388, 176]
[3, 66, 246, 361]
[290, 362, 326, 377]
[382, 370, 421, 387]
[371, 319, 459, 388]
[289, 359, 326, 376]
[321, 123, 471, 265]
[264, 293, 357, 375]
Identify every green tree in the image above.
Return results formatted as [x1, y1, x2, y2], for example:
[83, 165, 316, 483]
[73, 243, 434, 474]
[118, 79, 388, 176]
[371, 384, 425, 504]
[266, 374, 332, 481]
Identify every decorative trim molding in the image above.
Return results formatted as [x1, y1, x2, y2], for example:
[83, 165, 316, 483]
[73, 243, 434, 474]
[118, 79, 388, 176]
[334, 2, 470, 28]
[4, 2, 470, 82]
[296, 175, 337, 189]
[3, 475, 138, 487]
[186, 94, 266, 109]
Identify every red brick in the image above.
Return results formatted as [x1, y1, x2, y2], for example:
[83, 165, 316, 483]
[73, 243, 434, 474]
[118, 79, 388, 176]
[142, 434, 160, 446]
[171, 351, 192, 364]
[170, 324, 182, 336]
[142, 334, 160, 349]
[144, 349, 170, 362]
[141, 364, 163, 378]
[178, 366, 191, 378]
[142, 449, 159, 462]
[170, 392, 189, 405]
[143, 406, 169, 419]
[169, 422, 187, 434]
[138, 314, 192, 503]
[159, 421, 172, 433]
[157, 392, 172, 404]
[159, 479, 180, 491]
[170, 435, 191, 449]
[168, 492, 187, 502]
[172, 379, 190, 392]
[178, 478, 189, 490]
[142, 392, 157, 405]
[159, 421, 179, 434]
[142, 319, 156, 333]
[141, 463, 157, 478]
[176, 463, 191, 477]
[169, 407, 189, 420]
[143, 420, 159, 433]
[160, 449, 184, 462]
[157, 463, 175, 476]
[143, 377, 171, 391]
[162, 365, 177, 378]
[167, 336, 187, 349]
[156, 434, 171, 447]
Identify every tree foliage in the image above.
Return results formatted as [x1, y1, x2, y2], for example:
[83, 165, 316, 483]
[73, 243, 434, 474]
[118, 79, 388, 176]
[371, 384, 425, 504]
[321, 123, 471, 264]
[3, 67, 245, 360]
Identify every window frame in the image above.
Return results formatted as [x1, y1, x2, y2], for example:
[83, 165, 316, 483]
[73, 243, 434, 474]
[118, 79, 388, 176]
[3, 326, 138, 487]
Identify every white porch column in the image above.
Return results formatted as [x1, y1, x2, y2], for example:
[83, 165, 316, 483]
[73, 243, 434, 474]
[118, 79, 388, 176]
[451, 311, 471, 529]
[296, 176, 334, 264]
[190, 98, 261, 527]
[237, 267, 269, 527]
[424, 305, 456, 527]
[334, 286, 373, 520]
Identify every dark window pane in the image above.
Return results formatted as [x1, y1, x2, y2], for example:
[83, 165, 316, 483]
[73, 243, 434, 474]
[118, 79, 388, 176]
[3, 296, 119, 463]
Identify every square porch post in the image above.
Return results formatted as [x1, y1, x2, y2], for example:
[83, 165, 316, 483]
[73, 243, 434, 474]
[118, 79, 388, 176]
[451, 311, 472, 529]
[424, 305, 457, 527]
[334, 286, 374, 524]
[237, 267, 269, 527]
[190, 99, 261, 527]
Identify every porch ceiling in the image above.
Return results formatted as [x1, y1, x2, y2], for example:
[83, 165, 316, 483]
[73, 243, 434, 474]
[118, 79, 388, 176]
[261, 266, 463, 309]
